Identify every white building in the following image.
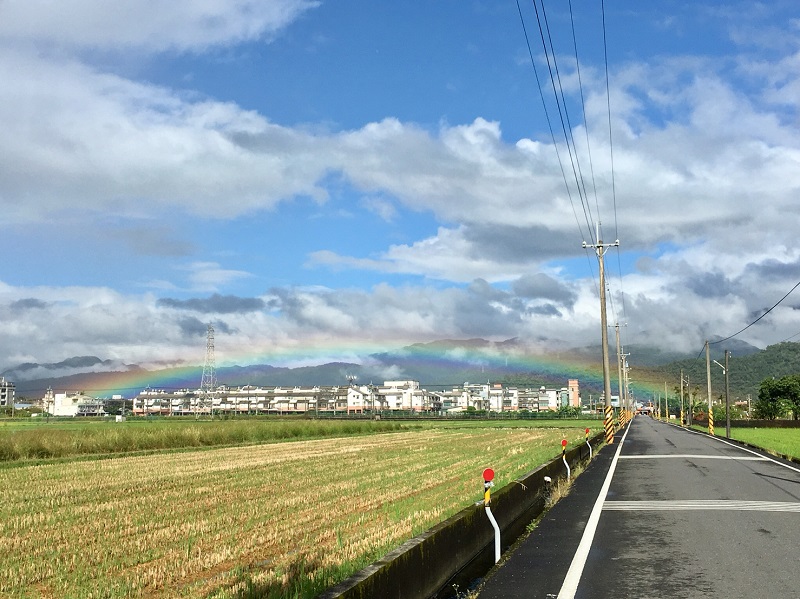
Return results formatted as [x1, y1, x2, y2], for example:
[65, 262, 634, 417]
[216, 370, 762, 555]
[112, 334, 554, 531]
[0, 377, 15, 408]
[43, 388, 105, 417]
[123, 379, 580, 416]
[374, 380, 429, 411]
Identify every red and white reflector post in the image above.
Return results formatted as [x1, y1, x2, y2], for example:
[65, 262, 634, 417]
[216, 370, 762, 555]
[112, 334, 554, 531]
[561, 439, 571, 481]
[482, 468, 501, 563]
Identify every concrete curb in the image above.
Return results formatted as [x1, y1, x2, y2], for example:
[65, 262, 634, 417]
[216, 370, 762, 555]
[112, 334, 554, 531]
[318, 433, 605, 599]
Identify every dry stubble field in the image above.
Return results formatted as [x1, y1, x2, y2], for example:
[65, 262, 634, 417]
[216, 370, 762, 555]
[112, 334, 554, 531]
[1, 424, 593, 598]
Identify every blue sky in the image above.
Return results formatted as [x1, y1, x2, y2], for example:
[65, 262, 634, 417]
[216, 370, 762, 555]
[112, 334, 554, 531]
[1, 0, 800, 377]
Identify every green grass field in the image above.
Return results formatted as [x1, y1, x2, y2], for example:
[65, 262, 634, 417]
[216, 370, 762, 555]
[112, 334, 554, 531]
[0, 419, 602, 598]
[0, 416, 601, 463]
[728, 427, 800, 460]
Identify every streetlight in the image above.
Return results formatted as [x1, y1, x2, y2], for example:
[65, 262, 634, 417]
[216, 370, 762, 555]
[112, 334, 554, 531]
[713, 349, 731, 438]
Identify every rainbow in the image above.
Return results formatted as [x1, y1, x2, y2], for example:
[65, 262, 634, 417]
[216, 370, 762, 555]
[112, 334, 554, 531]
[38, 341, 666, 399]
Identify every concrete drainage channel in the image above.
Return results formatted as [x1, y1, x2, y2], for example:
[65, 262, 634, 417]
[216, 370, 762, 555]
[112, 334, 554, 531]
[318, 433, 605, 599]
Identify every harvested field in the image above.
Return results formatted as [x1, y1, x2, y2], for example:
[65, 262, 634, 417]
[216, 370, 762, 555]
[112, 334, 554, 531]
[0, 425, 592, 598]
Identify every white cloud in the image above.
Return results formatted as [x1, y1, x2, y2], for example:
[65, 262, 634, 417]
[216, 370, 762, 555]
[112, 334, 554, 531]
[0, 0, 318, 53]
[1, 2, 800, 373]
[183, 262, 253, 292]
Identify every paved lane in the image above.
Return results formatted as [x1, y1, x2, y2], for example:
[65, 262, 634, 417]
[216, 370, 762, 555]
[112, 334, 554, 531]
[478, 417, 800, 599]
[577, 417, 800, 598]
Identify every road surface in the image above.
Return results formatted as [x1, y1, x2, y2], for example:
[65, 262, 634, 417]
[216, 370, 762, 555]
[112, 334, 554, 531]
[478, 416, 800, 598]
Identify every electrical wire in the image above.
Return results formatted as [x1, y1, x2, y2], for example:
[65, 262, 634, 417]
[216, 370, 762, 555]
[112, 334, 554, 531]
[516, 0, 626, 340]
[568, 0, 600, 218]
[708, 278, 800, 346]
[777, 330, 800, 344]
[515, 0, 596, 257]
[530, 0, 596, 243]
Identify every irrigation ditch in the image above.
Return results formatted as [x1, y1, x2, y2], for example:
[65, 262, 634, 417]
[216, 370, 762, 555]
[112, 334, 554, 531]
[318, 431, 606, 599]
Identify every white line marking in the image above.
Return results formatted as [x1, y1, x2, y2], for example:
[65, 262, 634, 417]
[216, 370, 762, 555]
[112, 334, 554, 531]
[557, 423, 631, 599]
[604, 500, 800, 512]
[619, 454, 768, 461]
[685, 428, 800, 474]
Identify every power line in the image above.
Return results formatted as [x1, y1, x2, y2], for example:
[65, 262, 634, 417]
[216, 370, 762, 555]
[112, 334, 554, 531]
[777, 330, 800, 344]
[567, 0, 600, 218]
[515, 0, 594, 250]
[709, 278, 800, 346]
[530, 0, 596, 242]
[600, 0, 628, 350]
[601, 0, 619, 245]
[516, 0, 626, 336]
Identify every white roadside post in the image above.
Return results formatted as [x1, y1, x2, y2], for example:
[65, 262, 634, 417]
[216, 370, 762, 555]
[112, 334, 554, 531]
[585, 428, 592, 460]
[483, 468, 501, 563]
[562, 439, 571, 481]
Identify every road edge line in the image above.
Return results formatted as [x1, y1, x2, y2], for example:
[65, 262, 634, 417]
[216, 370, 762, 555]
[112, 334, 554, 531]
[556, 422, 632, 599]
[684, 427, 800, 474]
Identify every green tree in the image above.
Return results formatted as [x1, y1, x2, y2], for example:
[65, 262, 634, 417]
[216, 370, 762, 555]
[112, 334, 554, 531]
[557, 405, 581, 418]
[774, 374, 800, 420]
[754, 377, 797, 419]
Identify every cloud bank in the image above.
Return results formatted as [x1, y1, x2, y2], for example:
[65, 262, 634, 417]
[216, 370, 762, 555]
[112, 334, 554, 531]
[1, 1, 799, 375]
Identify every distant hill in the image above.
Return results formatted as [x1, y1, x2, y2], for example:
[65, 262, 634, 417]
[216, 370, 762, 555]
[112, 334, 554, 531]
[635, 341, 800, 401]
[2, 356, 143, 382]
[570, 337, 762, 368]
[6, 339, 797, 402]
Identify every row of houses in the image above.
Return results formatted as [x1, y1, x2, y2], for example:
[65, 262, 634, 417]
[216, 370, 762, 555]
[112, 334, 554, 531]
[40, 379, 582, 417]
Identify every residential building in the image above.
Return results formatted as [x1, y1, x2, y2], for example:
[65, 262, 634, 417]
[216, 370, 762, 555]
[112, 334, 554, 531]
[119, 378, 581, 417]
[43, 388, 105, 417]
[0, 377, 14, 408]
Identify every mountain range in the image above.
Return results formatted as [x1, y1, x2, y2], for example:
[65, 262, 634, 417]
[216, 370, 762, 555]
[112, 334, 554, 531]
[4, 337, 794, 402]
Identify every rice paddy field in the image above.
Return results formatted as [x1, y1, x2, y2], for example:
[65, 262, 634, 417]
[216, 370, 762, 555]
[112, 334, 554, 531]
[729, 427, 800, 460]
[0, 419, 599, 599]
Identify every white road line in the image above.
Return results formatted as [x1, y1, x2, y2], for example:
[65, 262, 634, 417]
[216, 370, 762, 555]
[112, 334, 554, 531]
[619, 454, 768, 461]
[684, 428, 800, 474]
[556, 423, 631, 599]
[604, 500, 800, 512]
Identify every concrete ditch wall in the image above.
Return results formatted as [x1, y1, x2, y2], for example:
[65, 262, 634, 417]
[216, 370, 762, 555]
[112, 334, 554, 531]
[318, 433, 605, 599]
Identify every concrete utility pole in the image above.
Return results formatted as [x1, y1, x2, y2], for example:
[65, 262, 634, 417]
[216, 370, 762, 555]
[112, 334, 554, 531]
[705, 340, 714, 435]
[623, 357, 631, 412]
[686, 371, 693, 427]
[615, 323, 624, 413]
[680, 369, 685, 425]
[583, 228, 619, 444]
[725, 350, 731, 438]
[713, 351, 732, 438]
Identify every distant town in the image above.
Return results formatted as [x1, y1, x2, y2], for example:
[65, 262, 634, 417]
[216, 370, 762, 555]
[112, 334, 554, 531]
[0, 377, 629, 417]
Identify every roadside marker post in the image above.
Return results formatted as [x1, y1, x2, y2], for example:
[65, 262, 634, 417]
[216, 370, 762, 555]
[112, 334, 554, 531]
[482, 468, 501, 563]
[604, 405, 614, 444]
[562, 439, 571, 481]
[708, 406, 715, 436]
[585, 428, 592, 460]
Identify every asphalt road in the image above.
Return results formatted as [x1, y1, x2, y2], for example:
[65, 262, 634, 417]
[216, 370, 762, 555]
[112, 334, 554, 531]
[478, 416, 800, 599]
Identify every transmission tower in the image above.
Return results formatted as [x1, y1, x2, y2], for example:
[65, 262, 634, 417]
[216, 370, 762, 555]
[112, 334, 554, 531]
[200, 324, 216, 417]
